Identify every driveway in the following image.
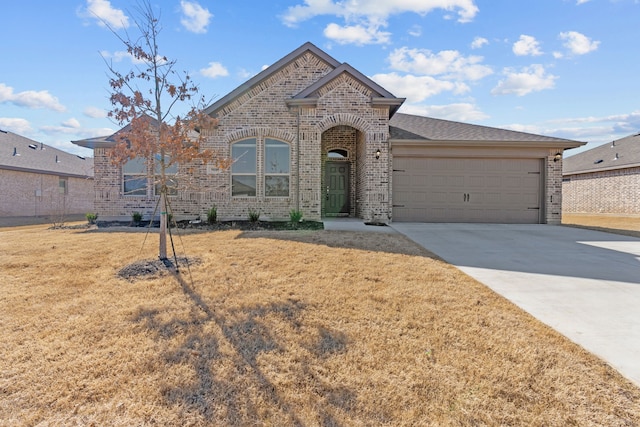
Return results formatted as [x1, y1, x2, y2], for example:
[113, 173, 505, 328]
[390, 223, 640, 387]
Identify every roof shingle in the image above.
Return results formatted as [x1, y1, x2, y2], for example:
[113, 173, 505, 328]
[563, 132, 640, 175]
[0, 130, 93, 178]
[390, 113, 581, 144]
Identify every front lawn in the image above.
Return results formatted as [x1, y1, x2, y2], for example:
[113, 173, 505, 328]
[1, 226, 638, 425]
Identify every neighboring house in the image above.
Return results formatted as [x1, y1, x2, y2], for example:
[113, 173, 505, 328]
[0, 130, 94, 218]
[563, 132, 640, 215]
[73, 42, 584, 224]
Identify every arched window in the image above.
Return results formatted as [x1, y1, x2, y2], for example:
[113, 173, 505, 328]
[265, 139, 290, 197]
[231, 138, 257, 197]
[328, 149, 348, 158]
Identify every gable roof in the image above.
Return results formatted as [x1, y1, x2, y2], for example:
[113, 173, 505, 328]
[72, 115, 160, 149]
[0, 130, 93, 178]
[563, 132, 640, 175]
[390, 113, 585, 148]
[204, 42, 405, 117]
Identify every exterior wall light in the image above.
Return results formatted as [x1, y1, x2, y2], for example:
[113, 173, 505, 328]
[375, 149, 381, 159]
[553, 152, 562, 162]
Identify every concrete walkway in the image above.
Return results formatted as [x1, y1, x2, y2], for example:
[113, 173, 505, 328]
[390, 223, 640, 387]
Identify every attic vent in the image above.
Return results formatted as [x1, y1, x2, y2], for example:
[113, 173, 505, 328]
[0, 129, 7, 134]
[594, 159, 603, 164]
[28, 144, 37, 150]
[611, 141, 615, 147]
[13, 147, 20, 156]
[614, 153, 619, 160]
[55, 155, 60, 163]
[77, 155, 85, 160]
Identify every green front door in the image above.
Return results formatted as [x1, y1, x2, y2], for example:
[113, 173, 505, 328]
[325, 162, 350, 216]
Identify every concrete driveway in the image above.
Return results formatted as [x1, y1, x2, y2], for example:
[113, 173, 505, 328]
[390, 223, 640, 387]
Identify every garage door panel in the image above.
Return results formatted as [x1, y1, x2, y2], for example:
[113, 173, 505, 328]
[393, 157, 543, 223]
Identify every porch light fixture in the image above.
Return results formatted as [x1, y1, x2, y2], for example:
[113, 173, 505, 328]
[375, 149, 381, 160]
[553, 152, 562, 162]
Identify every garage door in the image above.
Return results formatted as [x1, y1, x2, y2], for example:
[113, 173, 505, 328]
[393, 157, 543, 223]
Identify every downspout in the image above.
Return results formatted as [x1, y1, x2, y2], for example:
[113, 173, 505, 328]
[296, 107, 300, 211]
[387, 135, 392, 222]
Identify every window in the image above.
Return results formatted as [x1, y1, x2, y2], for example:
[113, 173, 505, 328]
[123, 157, 148, 196]
[328, 149, 348, 158]
[231, 139, 257, 196]
[154, 154, 178, 196]
[58, 177, 68, 195]
[265, 139, 290, 197]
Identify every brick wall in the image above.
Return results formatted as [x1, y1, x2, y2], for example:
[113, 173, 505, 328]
[563, 166, 640, 215]
[546, 151, 563, 224]
[91, 51, 393, 222]
[0, 169, 94, 217]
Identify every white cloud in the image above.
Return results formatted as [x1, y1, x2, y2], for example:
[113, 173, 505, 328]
[200, 62, 229, 79]
[102, 50, 167, 66]
[371, 72, 469, 103]
[324, 22, 391, 45]
[81, 0, 129, 29]
[83, 106, 107, 118]
[471, 36, 488, 49]
[559, 31, 600, 55]
[491, 64, 557, 96]
[400, 102, 489, 122]
[513, 35, 543, 56]
[0, 117, 32, 135]
[387, 47, 492, 81]
[576, 0, 591, 4]
[0, 83, 66, 112]
[180, 1, 213, 34]
[62, 118, 81, 129]
[408, 25, 422, 37]
[281, 0, 479, 44]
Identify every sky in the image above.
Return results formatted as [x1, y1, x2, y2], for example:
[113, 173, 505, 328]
[1, 0, 639, 159]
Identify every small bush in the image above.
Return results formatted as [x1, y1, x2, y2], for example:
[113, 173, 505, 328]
[248, 208, 260, 223]
[85, 212, 98, 224]
[132, 211, 143, 223]
[207, 206, 217, 224]
[289, 209, 303, 223]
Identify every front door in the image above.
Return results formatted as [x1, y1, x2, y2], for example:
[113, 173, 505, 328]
[325, 162, 350, 216]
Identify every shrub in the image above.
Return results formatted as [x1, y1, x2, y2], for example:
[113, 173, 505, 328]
[289, 209, 303, 223]
[132, 211, 143, 223]
[248, 208, 260, 223]
[207, 206, 217, 224]
[85, 212, 98, 224]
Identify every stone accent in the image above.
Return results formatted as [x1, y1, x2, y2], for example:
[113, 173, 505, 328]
[563, 166, 640, 215]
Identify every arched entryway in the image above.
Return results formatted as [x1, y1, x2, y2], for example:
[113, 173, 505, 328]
[321, 125, 366, 218]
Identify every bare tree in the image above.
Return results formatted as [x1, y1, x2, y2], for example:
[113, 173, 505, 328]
[103, 1, 225, 259]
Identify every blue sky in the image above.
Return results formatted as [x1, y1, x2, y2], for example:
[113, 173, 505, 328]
[1, 0, 639, 158]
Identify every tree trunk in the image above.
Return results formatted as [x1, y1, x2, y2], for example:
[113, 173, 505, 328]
[159, 190, 167, 260]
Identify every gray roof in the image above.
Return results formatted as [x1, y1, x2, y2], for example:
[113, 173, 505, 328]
[0, 130, 93, 178]
[390, 113, 584, 146]
[563, 132, 640, 175]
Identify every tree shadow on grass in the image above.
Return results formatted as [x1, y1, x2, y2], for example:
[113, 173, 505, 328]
[132, 270, 362, 425]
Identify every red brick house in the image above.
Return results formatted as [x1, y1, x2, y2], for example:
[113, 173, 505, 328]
[73, 42, 584, 224]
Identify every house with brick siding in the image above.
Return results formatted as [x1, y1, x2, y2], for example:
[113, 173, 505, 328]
[563, 132, 640, 215]
[0, 130, 94, 218]
[73, 42, 584, 224]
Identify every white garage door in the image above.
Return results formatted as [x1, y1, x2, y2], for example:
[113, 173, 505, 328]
[393, 157, 543, 223]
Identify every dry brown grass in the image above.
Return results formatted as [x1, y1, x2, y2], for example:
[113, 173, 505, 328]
[563, 213, 640, 238]
[1, 225, 639, 426]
